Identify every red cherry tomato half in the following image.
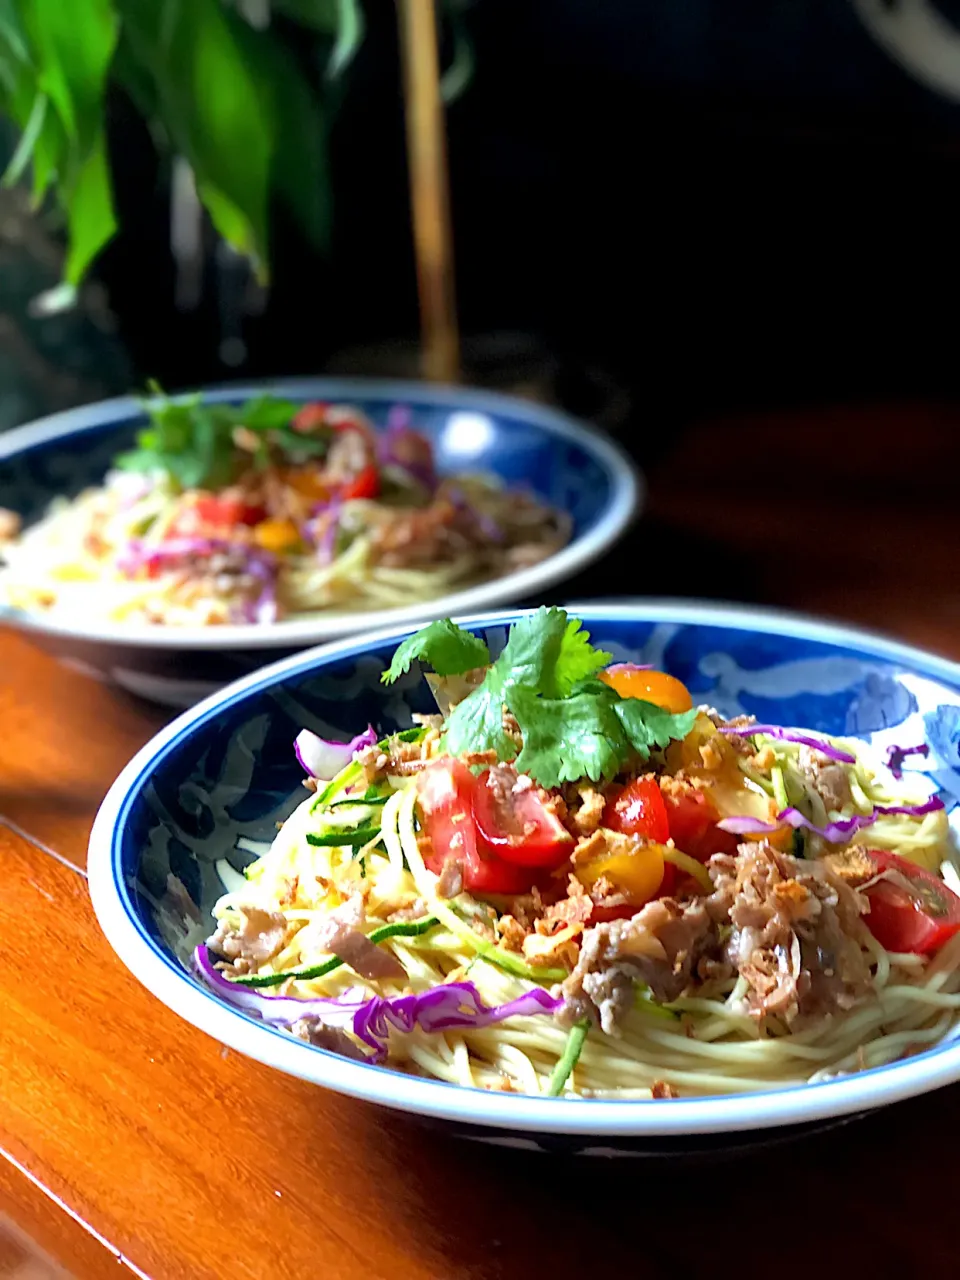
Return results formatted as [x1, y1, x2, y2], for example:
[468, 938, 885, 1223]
[291, 403, 328, 433]
[472, 766, 573, 868]
[861, 850, 960, 955]
[416, 760, 533, 896]
[339, 463, 380, 501]
[602, 777, 670, 845]
[661, 784, 740, 862]
[168, 494, 265, 536]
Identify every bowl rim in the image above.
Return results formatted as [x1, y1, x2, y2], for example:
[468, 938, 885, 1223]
[88, 600, 960, 1136]
[0, 377, 641, 650]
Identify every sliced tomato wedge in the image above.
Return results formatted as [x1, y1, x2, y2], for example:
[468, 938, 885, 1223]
[291, 402, 329, 433]
[472, 765, 573, 868]
[168, 493, 265, 537]
[339, 463, 380, 501]
[861, 850, 960, 955]
[661, 782, 740, 861]
[603, 777, 670, 844]
[416, 759, 534, 895]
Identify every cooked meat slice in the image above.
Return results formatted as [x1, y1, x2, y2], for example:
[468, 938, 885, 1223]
[559, 898, 713, 1033]
[719, 842, 871, 1023]
[561, 840, 873, 1033]
[436, 856, 464, 899]
[385, 898, 429, 923]
[311, 911, 406, 982]
[294, 893, 406, 981]
[291, 1018, 368, 1060]
[796, 746, 854, 812]
[209, 906, 290, 973]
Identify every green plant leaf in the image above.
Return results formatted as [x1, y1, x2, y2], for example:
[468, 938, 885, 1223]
[230, 12, 330, 253]
[20, 0, 118, 149]
[328, 0, 364, 78]
[1, 89, 46, 186]
[119, 0, 274, 264]
[0, 0, 30, 65]
[271, 0, 339, 33]
[62, 127, 116, 285]
[440, 5, 475, 104]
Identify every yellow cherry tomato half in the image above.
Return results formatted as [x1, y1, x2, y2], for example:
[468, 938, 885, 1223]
[253, 517, 301, 552]
[600, 664, 694, 714]
[575, 837, 665, 904]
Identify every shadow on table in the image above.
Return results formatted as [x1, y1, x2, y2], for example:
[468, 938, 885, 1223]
[356, 1086, 956, 1280]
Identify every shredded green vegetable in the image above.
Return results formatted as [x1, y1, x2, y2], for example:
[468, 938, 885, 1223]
[546, 1018, 590, 1096]
[305, 827, 381, 849]
[233, 916, 440, 988]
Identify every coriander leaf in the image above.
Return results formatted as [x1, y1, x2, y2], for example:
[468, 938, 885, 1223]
[508, 686, 623, 787]
[554, 617, 613, 695]
[613, 699, 699, 758]
[382, 619, 491, 684]
[236, 396, 300, 430]
[444, 669, 516, 761]
[494, 607, 611, 699]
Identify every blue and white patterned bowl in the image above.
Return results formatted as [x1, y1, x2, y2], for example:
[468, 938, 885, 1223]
[88, 603, 960, 1156]
[0, 379, 639, 706]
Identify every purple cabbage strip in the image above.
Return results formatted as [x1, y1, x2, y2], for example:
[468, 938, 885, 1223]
[194, 946, 561, 1061]
[378, 407, 436, 491]
[886, 742, 930, 779]
[118, 536, 278, 623]
[446, 484, 503, 543]
[294, 724, 378, 779]
[717, 796, 945, 843]
[605, 661, 654, 674]
[715, 723, 856, 764]
[350, 982, 561, 1060]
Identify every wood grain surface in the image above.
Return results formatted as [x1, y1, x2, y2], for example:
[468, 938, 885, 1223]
[1, 404, 959, 1280]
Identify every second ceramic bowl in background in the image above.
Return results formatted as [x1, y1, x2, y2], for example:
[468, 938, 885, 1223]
[0, 379, 639, 706]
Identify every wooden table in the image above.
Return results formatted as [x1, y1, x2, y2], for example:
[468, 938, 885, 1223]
[2, 403, 959, 1280]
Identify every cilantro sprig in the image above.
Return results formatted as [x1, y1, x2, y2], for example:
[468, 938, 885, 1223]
[113, 384, 330, 490]
[382, 608, 698, 788]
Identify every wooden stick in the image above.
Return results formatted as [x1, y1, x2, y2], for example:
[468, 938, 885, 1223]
[397, 0, 461, 383]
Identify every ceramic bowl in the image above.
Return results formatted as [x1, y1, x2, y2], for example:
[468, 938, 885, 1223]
[88, 602, 960, 1156]
[0, 380, 639, 706]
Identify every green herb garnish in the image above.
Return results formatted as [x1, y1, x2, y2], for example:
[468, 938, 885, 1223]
[383, 618, 492, 682]
[114, 385, 328, 490]
[383, 608, 698, 788]
[305, 826, 381, 849]
[546, 1018, 590, 1096]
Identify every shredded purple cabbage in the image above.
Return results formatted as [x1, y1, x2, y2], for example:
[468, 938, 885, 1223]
[604, 661, 654, 675]
[717, 796, 945, 843]
[294, 724, 378, 779]
[886, 742, 930, 779]
[194, 945, 560, 1060]
[303, 500, 342, 565]
[446, 484, 503, 543]
[118, 537, 278, 623]
[377, 408, 436, 491]
[715, 723, 856, 764]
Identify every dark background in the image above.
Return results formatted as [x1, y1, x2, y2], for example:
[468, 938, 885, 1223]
[4, 0, 960, 449]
